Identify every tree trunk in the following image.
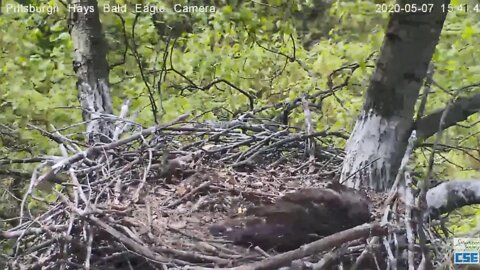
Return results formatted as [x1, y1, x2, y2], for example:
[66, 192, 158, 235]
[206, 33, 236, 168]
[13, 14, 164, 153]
[68, 0, 113, 144]
[340, 0, 450, 191]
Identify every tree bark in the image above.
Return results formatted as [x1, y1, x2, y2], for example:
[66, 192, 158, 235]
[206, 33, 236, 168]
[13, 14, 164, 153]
[68, 0, 113, 144]
[427, 179, 480, 218]
[340, 0, 450, 191]
[415, 92, 480, 140]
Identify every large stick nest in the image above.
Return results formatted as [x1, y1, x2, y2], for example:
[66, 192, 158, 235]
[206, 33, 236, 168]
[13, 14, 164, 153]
[0, 114, 453, 270]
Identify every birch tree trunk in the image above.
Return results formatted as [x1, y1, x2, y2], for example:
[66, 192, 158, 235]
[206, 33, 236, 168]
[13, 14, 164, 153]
[340, 0, 450, 191]
[68, 0, 113, 144]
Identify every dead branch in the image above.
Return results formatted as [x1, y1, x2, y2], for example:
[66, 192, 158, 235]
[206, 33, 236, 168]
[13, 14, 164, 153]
[231, 223, 387, 270]
[36, 113, 189, 185]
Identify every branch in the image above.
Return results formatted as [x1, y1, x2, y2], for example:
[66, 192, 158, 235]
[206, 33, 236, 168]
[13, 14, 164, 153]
[231, 223, 387, 270]
[427, 179, 480, 217]
[130, 13, 159, 124]
[199, 79, 255, 111]
[415, 92, 480, 139]
[36, 113, 189, 184]
[0, 225, 67, 239]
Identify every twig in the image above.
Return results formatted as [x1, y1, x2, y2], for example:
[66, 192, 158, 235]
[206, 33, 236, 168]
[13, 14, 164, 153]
[301, 94, 316, 174]
[311, 247, 345, 270]
[385, 131, 417, 204]
[167, 180, 212, 208]
[35, 113, 189, 185]
[404, 172, 416, 270]
[132, 147, 152, 203]
[84, 224, 93, 269]
[112, 99, 131, 141]
[253, 246, 270, 258]
[419, 91, 458, 270]
[415, 62, 434, 122]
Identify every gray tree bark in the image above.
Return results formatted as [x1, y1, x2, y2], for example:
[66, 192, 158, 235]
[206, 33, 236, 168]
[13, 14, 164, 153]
[68, 0, 113, 144]
[427, 180, 480, 218]
[340, 0, 450, 192]
[415, 92, 480, 139]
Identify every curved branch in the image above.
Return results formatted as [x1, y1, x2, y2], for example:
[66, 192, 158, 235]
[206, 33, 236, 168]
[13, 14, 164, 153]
[200, 78, 255, 110]
[427, 179, 480, 217]
[415, 92, 480, 139]
[231, 223, 387, 270]
[166, 42, 255, 110]
[130, 13, 158, 124]
[109, 13, 128, 69]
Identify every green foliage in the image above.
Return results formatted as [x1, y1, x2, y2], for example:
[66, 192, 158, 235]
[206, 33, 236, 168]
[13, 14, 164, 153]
[419, 1, 480, 182]
[1, 0, 79, 159]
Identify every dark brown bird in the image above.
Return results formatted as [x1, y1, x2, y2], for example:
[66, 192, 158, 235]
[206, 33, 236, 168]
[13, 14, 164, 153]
[209, 182, 371, 251]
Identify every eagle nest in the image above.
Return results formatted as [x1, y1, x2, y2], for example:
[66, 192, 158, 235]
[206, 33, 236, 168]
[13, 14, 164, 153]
[1, 114, 453, 270]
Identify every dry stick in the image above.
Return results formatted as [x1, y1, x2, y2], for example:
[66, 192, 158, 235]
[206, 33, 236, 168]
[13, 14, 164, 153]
[35, 113, 189, 186]
[0, 225, 68, 239]
[132, 147, 152, 203]
[415, 62, 434, 124]
[152, 245, 231, 266]
[167, 180, 212, 208]
[233, 130, 339, 167]
[146, 203, 153, 233]
[69, 168, 88, 206]
[209, 136, 260, 155]
[113, 157, 142, 204]
[383, 236, 397, 270]
[235, 129, 288, 163]
[301, 95, 316, 174]
[419, 100, 455, 270]
[0, 157, 56, 165]
[311, 247, 346, 270]
[413, 63, 436, 270]
[253, 246, 270, 258]
[350, 238, 375, 270]
[230, 223, 387, 270]
[404, 172, 416, 270]
[208, 185, 276, 201]
[120, 225, 145, 244]
[85, 224, 93, 270]
[16, 164, 53, 255]
[386, 132, 417, 270]
[352, 132, 417, 270]
[352, 208, 391, 270]
[393, 233, 401, 268]
[11, 203, 63, 256]
[402, 136, 418, 270]
[88, 216, 187, 265]
[385, 130, 417, 204]
[340, 157, 381, 185]
[58, 137, 94, 270]
[28, 123, 86, 150]
[167, 226, 241, 258]
[112, 99, 131, 141]
[59, 193, 179, 266]
[19, 164, 43, 225]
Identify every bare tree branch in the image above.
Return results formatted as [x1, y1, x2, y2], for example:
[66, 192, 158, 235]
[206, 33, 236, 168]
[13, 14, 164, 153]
[415, 92, 480, 139]
[231, 223, 387, 270]
[427, 179, 480, 217]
